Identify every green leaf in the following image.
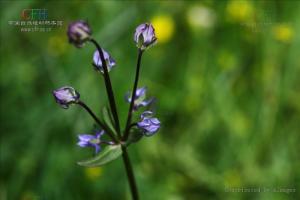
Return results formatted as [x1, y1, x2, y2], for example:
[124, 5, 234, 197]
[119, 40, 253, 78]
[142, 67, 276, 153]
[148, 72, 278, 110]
[77, 144, 122, 167]
[126, 128, 143, 146]
[102, 107, 117, 135]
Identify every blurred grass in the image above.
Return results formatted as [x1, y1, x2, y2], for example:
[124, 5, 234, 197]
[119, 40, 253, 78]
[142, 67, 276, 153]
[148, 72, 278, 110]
[1, 0, 300, 200]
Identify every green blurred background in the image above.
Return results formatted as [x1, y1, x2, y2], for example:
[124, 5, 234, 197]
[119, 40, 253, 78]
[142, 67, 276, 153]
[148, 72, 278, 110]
[1, 0, 300, 199]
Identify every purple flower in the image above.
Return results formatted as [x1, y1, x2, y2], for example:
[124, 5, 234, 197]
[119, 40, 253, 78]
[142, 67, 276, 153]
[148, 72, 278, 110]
[125, 87, 153, 111]
[77, 130, 104, 154]
[53, 86, 80, 109]
[67, 20, 91, 48]
[93, 49, 116, 73]
[137, 111, 160, 136]
[134, 23, 157, 50]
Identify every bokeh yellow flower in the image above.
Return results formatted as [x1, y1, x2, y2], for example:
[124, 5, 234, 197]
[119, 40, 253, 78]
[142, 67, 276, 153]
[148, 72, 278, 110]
[187, 5, 216, 30]
[224, 169, 242, 187]
[21, 191, 38, 200]
[151, 15, 175, 43]
[273, 24, 294, 43]
[226, 0, 254, 22]
[47, 34, 68, 56]
[85, 167, 103, 181]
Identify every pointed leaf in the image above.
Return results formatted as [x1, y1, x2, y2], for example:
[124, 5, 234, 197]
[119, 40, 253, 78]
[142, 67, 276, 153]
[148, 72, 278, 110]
[102, 107, 117, 135]
[126, 128, 143, 146]
[77, 144, 122, 167]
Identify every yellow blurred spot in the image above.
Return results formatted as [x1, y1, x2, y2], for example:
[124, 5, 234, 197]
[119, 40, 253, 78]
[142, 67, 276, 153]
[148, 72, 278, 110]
[226, 1, 254, 22]
[224, 169, 242, 187]
[21, 191, 39, 200]
[273, 24, 294, 43]
[85, 167, 103, 181]
[187, 5, 216, 30]
[151, 15, 175, 43]
[47, 35, 68, 56]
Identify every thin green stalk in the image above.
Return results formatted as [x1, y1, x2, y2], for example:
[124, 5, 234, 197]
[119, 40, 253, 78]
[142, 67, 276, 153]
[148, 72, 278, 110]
[77, 101, 117, 143]
[89, 38, 121, 138]
[122, 147, 139, 200]
[123, 49, 144, 140]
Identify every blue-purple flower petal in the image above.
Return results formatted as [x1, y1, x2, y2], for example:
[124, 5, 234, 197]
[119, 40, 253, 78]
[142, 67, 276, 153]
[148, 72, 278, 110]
[67, 20, 91, 48]
[77, 131, 105, 154]
[53, 86, 80, 109]
[125, 87, 153, 111]
[137, 111, 160, 136]
[93, 49, 116, 73]
[134, 23, 157, 50]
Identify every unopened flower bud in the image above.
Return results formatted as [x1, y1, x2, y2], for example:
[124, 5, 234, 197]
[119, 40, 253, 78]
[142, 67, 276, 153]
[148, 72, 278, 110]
[134, 23, 157, 50]
[93, 49, 116, 73]
[53, 86, 80, 109]
[67, 20, 91, 48]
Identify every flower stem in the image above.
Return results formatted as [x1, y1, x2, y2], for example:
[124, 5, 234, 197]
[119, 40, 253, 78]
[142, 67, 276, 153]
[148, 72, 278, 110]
[89, 38, 122, 139]
[124, 123, 138, 136]
[123, 49, 144, 140]
[78, 101, 117, 143]
[122, 146, 139, 200]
